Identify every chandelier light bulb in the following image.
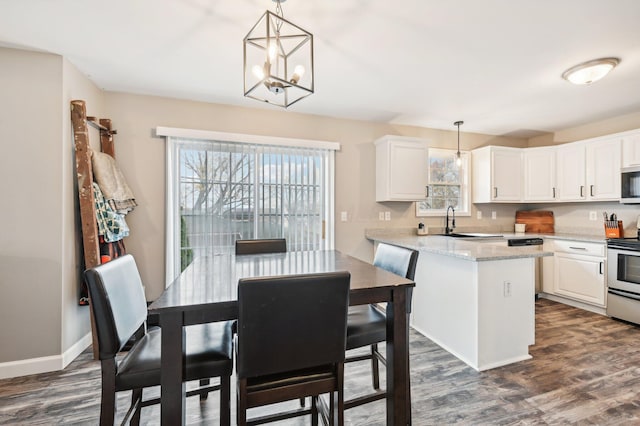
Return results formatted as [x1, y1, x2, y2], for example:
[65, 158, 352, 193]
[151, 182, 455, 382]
[456, 153, 462, 167]
[268, 43, 278, 62]
[290, 65, 305, 84]
[252, 65, 265, 80]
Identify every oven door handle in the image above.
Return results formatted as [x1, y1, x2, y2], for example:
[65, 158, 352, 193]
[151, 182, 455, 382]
[609, 288, 640, 301]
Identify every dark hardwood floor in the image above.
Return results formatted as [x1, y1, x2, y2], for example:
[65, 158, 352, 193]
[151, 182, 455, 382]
[2, 299, 640, 425]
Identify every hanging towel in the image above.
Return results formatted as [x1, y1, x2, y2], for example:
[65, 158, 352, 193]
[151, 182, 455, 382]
[93, 182, 130, 242]
[91, 150, 138, 214]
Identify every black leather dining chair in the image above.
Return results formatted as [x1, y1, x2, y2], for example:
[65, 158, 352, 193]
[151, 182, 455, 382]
[235, 238, 287, 255]
[344, 243, 418, 410]
[84, 254, 234, 426]
[236, 272, 351, 426]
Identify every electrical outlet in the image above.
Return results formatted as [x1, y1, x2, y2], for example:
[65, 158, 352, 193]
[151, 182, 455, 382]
[589, 211, 597, 221]
[492, 211, 497, 220]
[341, 211, 348, 222]
[384, 211, 391, 221]
[503, 281, 512, 297]
[476, 210, 482, 220]
[379, 212, 385, 221]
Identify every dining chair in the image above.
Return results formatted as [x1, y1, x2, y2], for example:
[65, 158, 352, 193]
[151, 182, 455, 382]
[236, 272, 351, 426]
[344, 243, 418, 410]
[84, 254, 234, 426]
[235, 238, 287, 255]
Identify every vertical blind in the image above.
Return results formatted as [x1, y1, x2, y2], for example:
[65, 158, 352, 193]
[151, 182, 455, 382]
[166, 136, 334, 283]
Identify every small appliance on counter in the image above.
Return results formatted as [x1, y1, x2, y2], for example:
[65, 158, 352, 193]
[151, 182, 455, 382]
[417, 222, 428, 236]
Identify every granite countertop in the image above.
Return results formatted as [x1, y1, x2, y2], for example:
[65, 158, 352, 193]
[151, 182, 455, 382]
[365, 229, 607, 262]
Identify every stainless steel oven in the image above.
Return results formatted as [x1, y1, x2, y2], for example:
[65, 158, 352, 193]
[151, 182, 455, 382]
[607, 238, 640, 324]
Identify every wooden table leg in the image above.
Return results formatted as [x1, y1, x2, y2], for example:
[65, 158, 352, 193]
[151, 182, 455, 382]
[159, 310, 186, 425]
[386, 288, 410, 425]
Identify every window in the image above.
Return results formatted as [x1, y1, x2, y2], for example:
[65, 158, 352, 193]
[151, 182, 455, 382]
[416, 148, 470, 216]
[161, 128, 337, 284]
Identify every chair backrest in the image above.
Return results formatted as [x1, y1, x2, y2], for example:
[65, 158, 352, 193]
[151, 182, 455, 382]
[236, 272, 350, 379]
[235, 238, 287, 255]
[373, 243, 419, 280]
[84, 255, 148, 360]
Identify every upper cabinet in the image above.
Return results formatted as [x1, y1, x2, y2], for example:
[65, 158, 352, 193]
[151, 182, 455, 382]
[622, 131, 640, 168]
[472, 146, 522, 203]
[556, 138, 620, 201]
[523, 146, 557, 202]
[586, 137, 621, 200]
[375, 136, 428, 202]
[556, 142, 587, 201]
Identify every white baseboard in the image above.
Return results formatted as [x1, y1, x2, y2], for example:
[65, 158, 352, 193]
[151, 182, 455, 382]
[0, 332, 92, 380]
[539, 293, 607, 316]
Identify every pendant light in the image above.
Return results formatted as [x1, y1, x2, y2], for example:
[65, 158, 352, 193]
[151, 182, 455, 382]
[454, 120, 463, 167]
[243, 0, 314, 108]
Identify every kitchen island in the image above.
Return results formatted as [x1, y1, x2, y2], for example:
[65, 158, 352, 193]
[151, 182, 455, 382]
[366, 232, 553, 371]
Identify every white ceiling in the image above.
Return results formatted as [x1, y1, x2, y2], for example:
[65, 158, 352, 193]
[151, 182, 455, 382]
[2, 0, 640, 138]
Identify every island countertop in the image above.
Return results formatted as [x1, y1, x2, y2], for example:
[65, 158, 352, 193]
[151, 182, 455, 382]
[366, 233, 554, 262]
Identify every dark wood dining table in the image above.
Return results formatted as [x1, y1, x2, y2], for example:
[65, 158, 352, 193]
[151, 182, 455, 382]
[147, 249, 415, 425]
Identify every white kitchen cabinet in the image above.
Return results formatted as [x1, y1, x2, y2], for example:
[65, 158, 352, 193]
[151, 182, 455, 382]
[374, 136, 428, 202]
[622, 131, 640, 168]
[556, 142, 587, 201]
[472, 146, 522, 203]
[586, 137, 621, 200]
[523, 146, 557, 202]
[553, 240, 606, 307]
[556, 138, 620, 201]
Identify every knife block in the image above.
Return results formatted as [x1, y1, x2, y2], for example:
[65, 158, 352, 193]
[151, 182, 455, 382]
[604, 220, 623, 238]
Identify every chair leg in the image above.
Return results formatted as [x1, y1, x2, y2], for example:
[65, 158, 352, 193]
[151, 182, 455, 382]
[100, 360, 116, 426]
[220, 375, 231, 426]
[311, 396, 319, 426]
[370, 344, 380, 390]
[237, 378, 247, 426]
[337, 363, 345, 426]
[200, 378, 210, 401]
[131, 388, 142, 426]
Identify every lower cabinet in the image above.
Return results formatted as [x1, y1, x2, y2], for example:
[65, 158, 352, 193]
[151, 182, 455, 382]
[550, 240, 606, 308]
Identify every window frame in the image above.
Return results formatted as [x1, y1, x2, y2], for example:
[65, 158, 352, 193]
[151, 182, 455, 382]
[160, 127, 338, 287]
[416, 148, 470, 217]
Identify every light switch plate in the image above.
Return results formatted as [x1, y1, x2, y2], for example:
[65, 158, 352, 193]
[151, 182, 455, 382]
[476, 210, 482, 220]
[341, 211, 348, 222]
[379, 212, 385, 221]
[589, 211, 597, 221]
[491, 211, 497, 220]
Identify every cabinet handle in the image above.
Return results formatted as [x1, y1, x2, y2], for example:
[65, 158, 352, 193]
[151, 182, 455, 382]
[599, 261, 604, 275]
[569, 246, 587, 250]
[580, 186, 584, 197]
[425, 186, 429, 198]
[552, 187, 556, 198]
[494, 187, 498, 198]
[590, 185, 594, 197]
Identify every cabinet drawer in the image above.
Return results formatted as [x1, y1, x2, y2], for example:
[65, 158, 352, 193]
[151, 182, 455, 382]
[553, 240, 605, 257]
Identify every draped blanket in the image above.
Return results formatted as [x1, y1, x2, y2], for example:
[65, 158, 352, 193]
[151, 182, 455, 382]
[91, 150, 137, 214]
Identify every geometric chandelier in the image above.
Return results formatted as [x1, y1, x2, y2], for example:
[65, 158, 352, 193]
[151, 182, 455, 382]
[243, 0, 314, 108]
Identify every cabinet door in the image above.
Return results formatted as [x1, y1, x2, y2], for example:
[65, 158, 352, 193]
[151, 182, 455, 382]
[587, 138, 621, 200]
[622, 132, 640, 168]
[556, 143, 586, 201]
[524, 147, 556, 201]
[554, 252, 605, 307]
[375, 137, 428, 201]
[491, 148, 522, 201]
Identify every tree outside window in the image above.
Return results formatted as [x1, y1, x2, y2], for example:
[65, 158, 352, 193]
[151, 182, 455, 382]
[416, 148, 470, 216]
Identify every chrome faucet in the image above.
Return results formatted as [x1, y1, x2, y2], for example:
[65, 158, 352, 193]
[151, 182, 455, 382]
[445, 206, 456, 235]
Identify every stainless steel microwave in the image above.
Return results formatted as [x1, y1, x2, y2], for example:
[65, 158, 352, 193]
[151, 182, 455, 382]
[621, 166, 640, 203]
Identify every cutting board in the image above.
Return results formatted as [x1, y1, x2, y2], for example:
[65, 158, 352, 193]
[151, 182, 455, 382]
[515, 210, 554, 233]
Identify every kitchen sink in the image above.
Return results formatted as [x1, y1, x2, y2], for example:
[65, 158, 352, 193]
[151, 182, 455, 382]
[435, 232, 504, 239]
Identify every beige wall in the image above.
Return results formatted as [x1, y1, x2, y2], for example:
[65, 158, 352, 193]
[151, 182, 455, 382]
[104, 92, 527, 300]
[0, 48, 97, 365]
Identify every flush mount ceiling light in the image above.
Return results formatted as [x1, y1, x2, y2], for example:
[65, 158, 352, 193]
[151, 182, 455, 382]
[561, 57, 620, 85]
[243, 0, 314, 108]
[454, 120, 463, 167]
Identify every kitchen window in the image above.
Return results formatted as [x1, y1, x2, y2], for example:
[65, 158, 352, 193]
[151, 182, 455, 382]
[160, 128, 338, 285]
[416, 148, 470, 216]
